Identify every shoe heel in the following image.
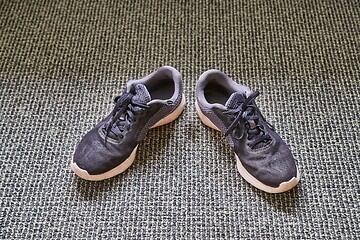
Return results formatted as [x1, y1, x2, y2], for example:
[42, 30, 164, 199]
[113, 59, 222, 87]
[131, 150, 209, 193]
[195, 100, 220, 131]
[151, 94, 186, 128]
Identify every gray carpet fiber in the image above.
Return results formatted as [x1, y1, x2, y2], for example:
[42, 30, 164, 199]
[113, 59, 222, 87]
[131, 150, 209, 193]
[1, 0, 359, 239]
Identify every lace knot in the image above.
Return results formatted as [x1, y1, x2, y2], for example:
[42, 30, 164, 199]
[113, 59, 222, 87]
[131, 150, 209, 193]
[104, 91, 149, 143]
[222, 91, 272, 149]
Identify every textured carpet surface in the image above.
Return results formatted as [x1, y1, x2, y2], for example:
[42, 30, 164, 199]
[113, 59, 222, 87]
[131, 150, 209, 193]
[1, 0, 359, 239]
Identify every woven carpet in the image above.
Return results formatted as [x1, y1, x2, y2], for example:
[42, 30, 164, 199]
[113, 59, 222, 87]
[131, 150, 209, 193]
[1, 0, 359, 239]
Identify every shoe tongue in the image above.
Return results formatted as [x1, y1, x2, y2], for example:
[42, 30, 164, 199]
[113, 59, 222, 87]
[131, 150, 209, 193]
[225, 92, 246, 109]
[132, 84, 151, 103]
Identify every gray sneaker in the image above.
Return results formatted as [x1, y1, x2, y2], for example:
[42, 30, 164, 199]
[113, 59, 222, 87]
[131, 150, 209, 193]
[195, 70, 300, 193]
[72, 66, 186, 181]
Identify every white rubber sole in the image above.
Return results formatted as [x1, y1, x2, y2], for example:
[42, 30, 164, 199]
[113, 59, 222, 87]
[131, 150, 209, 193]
[195, 100, 300, 193]
[71, 95, 186, 181]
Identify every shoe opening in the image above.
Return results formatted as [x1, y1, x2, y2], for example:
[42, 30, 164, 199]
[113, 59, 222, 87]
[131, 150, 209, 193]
[145, 70, 175, 100]
[204, 82, 234, 105]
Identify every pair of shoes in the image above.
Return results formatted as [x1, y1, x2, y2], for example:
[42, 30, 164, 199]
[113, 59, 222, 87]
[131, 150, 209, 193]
[71, 66, 300, 193]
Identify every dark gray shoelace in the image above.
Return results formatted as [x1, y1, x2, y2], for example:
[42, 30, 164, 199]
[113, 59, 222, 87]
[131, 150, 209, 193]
[104, 92, 149, 143]
[223, 91, 272, 149]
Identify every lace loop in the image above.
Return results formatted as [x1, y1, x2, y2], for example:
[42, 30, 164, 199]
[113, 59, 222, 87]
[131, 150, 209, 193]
[222, 91, 272, 149]
[104, 92, 149, 143]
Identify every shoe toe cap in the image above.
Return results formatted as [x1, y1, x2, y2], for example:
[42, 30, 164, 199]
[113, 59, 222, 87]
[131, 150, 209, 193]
[262, 164, 299, 188]
[73, 141, 108, 175]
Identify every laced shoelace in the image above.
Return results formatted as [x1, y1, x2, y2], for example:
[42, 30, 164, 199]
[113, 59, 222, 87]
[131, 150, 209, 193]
[222, 91, 272, 149]
[104, 92, 149, 143]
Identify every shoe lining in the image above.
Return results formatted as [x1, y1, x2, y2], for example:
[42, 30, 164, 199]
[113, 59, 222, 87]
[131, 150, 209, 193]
[147, 78, 174, 100]
[204, 82, 233, 105]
